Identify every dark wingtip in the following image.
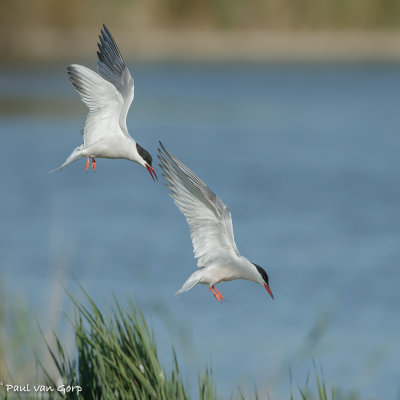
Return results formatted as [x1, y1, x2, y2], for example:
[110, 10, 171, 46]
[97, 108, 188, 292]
[157, 141, 165, 157]
[158, 141, 169, 156]
[102, 23, 110, 35]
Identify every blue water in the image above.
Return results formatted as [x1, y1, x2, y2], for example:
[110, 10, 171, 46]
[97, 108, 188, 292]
[0, 63, 399, 399]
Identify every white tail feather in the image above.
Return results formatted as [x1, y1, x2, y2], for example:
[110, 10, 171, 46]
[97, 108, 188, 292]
[175, 270, 203, 296]
[48, 145, 84, 173]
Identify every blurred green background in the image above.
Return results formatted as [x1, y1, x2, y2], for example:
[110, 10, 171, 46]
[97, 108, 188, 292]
[2, 0, 400, 63]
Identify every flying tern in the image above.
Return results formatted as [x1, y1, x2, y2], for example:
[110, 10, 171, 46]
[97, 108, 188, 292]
[51, 24, 156, 180]
[158, 142, 274, 302]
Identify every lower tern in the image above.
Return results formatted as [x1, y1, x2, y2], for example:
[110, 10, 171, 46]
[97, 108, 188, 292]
[158, 142, 274, 302]
[51, 24, 156, 180]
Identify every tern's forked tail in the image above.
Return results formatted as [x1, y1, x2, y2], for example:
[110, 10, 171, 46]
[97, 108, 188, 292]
[48, 145, 84, 174]
[175, 270, 203, 296]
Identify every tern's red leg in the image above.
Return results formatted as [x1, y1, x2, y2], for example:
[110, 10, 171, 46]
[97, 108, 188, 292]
[209, 285, 223, 302]
[214, 287, 224, 301]
[91, 158, 96, 171]
[209, 286, 221, 302]
[85, 156, 89, 171]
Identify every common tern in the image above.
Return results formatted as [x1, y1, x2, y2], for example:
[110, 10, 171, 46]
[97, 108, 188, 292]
[51, 24, 156, 180]
[158, 142, 274, 302]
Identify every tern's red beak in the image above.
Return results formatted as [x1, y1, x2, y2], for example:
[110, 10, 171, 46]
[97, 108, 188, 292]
[145, 164, 157, 181]
[264, 283, 274, 300]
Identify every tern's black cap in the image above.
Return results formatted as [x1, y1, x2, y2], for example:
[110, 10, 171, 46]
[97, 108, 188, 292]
[253, 263, 270, 285]
[136, 143, 153, 166]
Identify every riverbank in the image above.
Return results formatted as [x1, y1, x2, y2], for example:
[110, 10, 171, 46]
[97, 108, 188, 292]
[2, 28, 400, 63]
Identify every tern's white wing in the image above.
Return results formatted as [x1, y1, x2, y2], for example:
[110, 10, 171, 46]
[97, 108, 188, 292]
[96, 24, 134, 136]
[158, 142, 240, 268]
[67, 64, 124, 147]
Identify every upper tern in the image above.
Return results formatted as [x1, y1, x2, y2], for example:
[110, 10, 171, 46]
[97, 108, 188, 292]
[51, 24, 156, 180]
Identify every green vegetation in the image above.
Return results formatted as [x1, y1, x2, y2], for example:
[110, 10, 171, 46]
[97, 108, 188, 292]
[41, 290, 357, 399]
[42, 290, 195, 399]
[0, 288, 358, 399]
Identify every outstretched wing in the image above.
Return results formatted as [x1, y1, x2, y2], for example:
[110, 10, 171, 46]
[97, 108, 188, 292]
[158, 142, 240, 268]
[96, 24, 134, 136]
[67, 64, 124, 147]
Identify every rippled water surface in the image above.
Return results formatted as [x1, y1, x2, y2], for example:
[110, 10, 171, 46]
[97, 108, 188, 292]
[1, 62, 399, 398]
